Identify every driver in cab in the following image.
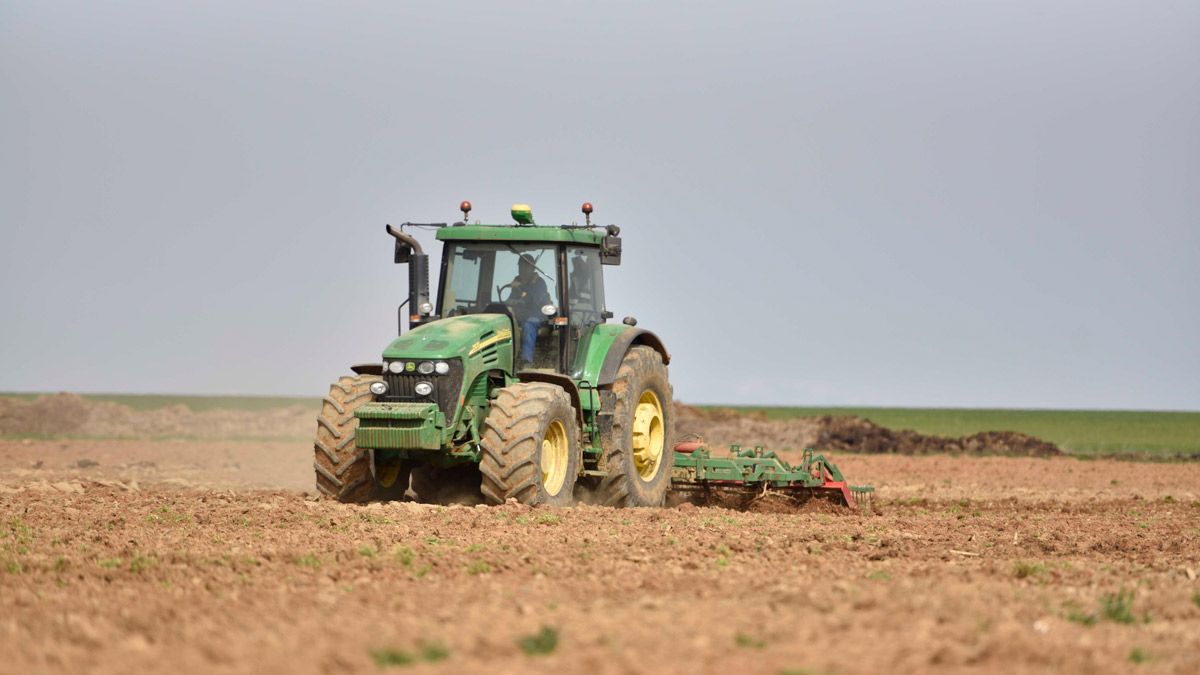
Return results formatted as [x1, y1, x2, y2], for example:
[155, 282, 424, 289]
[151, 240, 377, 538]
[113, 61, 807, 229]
[508, 254, 550, 364]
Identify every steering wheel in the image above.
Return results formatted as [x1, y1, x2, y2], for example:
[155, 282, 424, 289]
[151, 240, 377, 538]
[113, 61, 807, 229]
[495, 283, 513, 303]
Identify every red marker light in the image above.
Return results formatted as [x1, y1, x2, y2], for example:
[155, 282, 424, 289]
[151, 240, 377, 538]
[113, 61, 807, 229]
[460, 200, 472, 214]
[581, 202, 593, 214]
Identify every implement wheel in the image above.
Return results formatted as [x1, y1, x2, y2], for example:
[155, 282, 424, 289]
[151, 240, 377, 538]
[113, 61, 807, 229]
[313, 374, 410, 502]
[597, 346, 674, 507]
[479, 383, 579, 506]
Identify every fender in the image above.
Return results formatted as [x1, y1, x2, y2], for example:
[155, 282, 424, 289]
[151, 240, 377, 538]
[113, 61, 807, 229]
[350, 363, 384, 376]
[596, 328, 670, 386]
[516, 370, 586, 428]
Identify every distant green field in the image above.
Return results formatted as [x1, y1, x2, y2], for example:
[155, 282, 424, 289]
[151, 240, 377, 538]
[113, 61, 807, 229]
[3, 392, 321, 413]
[707, 406, 1200, 458]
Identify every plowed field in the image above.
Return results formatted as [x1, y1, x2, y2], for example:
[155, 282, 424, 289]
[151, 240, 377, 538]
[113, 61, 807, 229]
[3, 436, 1198, 674]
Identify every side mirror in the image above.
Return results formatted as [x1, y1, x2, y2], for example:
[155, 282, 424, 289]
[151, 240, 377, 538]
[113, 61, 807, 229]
[601, 225, 621, 265]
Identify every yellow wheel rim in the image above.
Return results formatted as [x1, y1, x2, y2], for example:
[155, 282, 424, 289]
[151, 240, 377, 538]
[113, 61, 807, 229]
[632, 390, 665, 482]
[376, 457, 402, 488]
[540, 419, 569, 496]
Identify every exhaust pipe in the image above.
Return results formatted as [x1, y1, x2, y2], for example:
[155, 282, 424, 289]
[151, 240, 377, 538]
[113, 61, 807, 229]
[386, 224, 432, 334]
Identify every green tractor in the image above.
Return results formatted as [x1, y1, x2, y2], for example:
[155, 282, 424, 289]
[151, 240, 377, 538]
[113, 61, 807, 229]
[314, 202, 674, 507]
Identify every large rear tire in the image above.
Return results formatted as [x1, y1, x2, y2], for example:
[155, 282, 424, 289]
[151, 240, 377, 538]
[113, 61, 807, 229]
[597, 346, 674, 507]
[479, 383, 579, 506]
[313, 374, 409, 502]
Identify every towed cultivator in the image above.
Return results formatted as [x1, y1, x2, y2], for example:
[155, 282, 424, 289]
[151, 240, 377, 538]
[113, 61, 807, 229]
[671, 442, 874, 511]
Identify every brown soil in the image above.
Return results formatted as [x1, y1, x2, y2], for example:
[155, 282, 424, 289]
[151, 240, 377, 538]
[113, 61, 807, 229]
[2, 435, 1199, 674]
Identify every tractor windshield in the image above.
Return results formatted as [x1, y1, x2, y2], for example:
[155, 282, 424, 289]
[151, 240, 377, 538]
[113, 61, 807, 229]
[441, 242, 563, 368]
[441, 242, 560, 317]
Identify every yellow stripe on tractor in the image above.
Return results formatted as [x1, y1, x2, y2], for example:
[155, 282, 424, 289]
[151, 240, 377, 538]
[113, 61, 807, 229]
[469, 329, 512, 356]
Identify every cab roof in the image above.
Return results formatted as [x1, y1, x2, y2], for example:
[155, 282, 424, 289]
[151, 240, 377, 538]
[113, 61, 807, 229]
[436, 224, 604, 246]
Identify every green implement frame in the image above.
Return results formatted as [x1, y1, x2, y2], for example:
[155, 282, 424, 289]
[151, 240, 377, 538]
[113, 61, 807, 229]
[671, 442, 875, 510]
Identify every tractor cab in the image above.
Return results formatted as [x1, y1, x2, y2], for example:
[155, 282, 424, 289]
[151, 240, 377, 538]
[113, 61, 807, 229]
[400, 202, 621, 377]
[438, 238, 607, 372]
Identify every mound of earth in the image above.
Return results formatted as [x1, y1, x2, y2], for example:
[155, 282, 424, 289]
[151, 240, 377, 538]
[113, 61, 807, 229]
[815, 414, 1061, 457]
[675, 404, 1060, 457]
[0, 393, 314, 440]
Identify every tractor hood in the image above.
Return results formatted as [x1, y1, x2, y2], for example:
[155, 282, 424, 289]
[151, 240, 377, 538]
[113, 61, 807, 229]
[382, 314, 512, 361]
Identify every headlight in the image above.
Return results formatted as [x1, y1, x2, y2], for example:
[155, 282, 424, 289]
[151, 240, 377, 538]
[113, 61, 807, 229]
[369, 381, 388, 396]
[541, 304, 557, 316]
[419, 302, 433, 315]
[388, 361, 404, 374]
[414, 382, 433, 396]
[434, 361, 450, 375]
[417, 361, 435, 375]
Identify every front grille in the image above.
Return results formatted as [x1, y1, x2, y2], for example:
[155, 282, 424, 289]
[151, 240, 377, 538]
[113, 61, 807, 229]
[380, 360, 464, 420]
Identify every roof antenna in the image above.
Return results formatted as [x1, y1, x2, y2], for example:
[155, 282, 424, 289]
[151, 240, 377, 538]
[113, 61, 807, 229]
[582, 202, 593, 227]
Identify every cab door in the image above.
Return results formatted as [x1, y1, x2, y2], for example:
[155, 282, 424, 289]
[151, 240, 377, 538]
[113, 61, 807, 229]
[565, 247, 607, 377]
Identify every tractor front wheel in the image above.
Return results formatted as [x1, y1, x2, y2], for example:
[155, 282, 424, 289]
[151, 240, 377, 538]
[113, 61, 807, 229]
[313, 374, 410, 502]
[479, 383, 579, 506]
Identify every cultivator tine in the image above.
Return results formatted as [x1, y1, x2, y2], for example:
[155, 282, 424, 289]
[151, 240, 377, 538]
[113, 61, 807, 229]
[851, 486, 875, 513]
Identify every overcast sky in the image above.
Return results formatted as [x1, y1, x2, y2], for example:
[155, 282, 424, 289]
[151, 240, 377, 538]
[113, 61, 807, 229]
[2, 1, 1197, 409]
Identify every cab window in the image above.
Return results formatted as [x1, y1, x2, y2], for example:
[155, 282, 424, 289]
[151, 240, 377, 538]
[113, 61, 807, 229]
[441, 243, 559, 317]
[567, 247, 605, 326]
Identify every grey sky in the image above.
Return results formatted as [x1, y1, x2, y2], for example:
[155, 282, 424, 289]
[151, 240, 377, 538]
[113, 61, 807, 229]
[2, 1, 1197, 409]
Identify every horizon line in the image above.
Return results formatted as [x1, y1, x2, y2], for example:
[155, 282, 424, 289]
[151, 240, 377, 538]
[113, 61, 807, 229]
[2, 390, 1197, 415]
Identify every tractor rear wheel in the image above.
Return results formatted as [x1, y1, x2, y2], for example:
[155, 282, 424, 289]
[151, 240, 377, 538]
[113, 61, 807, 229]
[313, 374, 409, 502]
[597, 346, 674, 507]
[479, 383, 579, 506]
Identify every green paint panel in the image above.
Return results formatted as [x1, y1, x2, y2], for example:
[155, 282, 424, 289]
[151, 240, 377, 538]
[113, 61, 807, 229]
[438, 225, 604, 245]
[576, 323, 632, 389]
[382, 314, 511, 361]
[356, 426, 443, 451]
[355, 402, 444, 450]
